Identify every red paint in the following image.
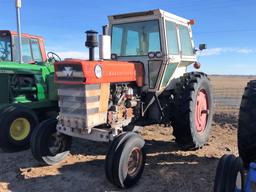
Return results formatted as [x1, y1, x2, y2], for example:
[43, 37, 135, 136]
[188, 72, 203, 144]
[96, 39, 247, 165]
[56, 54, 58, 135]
[54, 59, 144, 86]
[0, 30, 47, 62]
[38, 38, 47, 62]
[194, 89, 208, 133]
[188, 19, 195, 25]
[193, 62, 201, 69]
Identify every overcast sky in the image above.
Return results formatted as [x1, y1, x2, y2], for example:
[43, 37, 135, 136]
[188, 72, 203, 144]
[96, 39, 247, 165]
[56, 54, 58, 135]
[1, 0, 256, 75]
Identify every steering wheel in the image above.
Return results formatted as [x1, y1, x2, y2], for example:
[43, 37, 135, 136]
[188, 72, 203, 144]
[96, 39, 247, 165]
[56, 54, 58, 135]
[47, 52, 61, 62]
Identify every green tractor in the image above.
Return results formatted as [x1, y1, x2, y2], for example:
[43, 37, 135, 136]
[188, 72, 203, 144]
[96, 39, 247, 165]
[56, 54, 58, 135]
[0, 30, 60, 152]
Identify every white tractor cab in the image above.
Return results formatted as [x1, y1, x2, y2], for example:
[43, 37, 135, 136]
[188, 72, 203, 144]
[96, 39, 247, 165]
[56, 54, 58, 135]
[31, 9, 213, 189]
[108, 9, 206, 92]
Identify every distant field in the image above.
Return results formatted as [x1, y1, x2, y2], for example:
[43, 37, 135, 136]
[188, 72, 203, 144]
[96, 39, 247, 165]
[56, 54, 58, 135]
[210, 75, 256, 113]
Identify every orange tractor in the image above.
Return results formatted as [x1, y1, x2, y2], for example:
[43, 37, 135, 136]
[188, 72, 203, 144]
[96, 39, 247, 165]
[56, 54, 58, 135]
[31, 9, 213, 188]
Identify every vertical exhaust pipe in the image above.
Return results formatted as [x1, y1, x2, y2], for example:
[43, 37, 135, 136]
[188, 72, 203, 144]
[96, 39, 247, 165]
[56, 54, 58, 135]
[99, 25, 111, 60]
[85, 30, 98, 61]
[102, 25, 108, 35]
[16, 0, 23, 63]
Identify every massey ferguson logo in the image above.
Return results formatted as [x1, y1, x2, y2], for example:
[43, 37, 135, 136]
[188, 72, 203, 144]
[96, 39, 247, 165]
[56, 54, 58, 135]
[63, 67, 73, 77]
[56, 64, 83, 80]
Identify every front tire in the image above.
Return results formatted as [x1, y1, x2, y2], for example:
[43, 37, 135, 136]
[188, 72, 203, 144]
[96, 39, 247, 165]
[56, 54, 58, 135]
[171, 72, 213, 149]
[238, 80, 256, 167]
[30, 118, 72, 165]
[105, 132, 146, 188]
[213, 155, 244, 192]
[0, 105, 38, 152]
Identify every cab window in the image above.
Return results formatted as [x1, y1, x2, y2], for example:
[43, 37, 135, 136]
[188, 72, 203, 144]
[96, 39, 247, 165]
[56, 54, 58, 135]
[0, 33, 11, 61]
[166, 21, 179, 55]
[112, 20, 161, 56]
[13, 36, 42, 63]
[31, 39, 43, 62]
[21, 37, 33, 63]
[179, 25, 193, 56]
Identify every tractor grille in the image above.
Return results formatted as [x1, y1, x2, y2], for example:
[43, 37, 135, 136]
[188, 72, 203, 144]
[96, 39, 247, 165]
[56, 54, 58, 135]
[55, 64, 85, 82]
[57, 84, 109, 129]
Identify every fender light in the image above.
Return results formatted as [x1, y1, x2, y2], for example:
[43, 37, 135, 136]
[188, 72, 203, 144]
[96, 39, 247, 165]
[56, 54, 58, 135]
[188, 19, 195, 25]
[193, 62, 201, 69]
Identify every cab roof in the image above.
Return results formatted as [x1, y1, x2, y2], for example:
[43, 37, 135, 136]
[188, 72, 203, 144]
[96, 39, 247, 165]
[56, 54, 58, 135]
[0, 30, 44, 40]
[108, 9, 190, 24]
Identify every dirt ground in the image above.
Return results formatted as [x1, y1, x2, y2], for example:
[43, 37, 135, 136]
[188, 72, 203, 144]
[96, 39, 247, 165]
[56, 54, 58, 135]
[0, 75, 251, 192]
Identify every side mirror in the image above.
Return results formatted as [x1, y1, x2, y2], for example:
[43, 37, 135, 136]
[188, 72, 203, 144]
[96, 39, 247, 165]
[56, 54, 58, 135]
[199, 44, 207, 51]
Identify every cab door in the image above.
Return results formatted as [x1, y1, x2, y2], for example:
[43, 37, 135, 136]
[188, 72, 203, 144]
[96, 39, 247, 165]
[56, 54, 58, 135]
[158, 20, 181, 91]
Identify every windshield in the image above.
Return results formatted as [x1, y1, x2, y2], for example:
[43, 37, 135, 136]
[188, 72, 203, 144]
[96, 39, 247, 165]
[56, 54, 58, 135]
[0, 33, 11, 61]
[112, 20, 161, 56]
[13, 36, 43, 63]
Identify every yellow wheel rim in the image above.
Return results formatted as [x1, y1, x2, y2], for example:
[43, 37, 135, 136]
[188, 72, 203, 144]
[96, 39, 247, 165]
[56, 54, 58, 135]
[9, 118, 30, 141]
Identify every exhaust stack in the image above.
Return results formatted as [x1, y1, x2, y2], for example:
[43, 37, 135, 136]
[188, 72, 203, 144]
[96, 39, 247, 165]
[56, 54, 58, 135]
[99, 25, 111, 60]
[85, 30, 98, 61]
[16, 0, 23, 63]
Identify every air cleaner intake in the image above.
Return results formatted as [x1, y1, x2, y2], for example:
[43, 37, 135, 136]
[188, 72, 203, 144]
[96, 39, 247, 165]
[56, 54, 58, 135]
[85, 30, 98, 61]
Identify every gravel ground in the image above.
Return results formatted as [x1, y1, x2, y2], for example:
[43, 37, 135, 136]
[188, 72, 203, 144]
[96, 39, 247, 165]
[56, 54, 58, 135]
[0, 117, 238, 192]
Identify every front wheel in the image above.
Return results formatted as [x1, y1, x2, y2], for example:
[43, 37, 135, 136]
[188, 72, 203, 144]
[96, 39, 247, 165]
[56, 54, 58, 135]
[171, 72, 213, 149]
[105, 132, 146, 188]
[0, 105, 38, 152]
[30, 118, 72, 165]
[213, 154, 244, 192]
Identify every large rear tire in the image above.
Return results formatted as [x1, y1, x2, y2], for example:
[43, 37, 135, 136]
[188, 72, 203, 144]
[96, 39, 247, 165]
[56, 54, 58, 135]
[171, 72, 213, 149]
[30, 118, 72, 165]
[105, 132, 146, 188]
[0, 105, 38, 152]
[238, 80, 256, 167]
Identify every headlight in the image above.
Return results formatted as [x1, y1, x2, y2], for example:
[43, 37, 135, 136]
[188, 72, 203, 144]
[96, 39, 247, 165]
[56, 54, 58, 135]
[94, 64, 103, 78]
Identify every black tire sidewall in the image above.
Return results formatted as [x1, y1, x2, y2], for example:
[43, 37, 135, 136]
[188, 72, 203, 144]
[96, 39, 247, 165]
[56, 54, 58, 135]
[214, 154, 229, 192]
[238, 80, 256, 166]
[214, 155, 236, 192]
[113, 134, 146, 188]
[225, 157, 244, 192]
[31, 118, 72, 165]
[38, 119, 59, 157]
[0, 105, 38, 151]
[171, 72, 213, 148]
[105, 132, 135, 183]
[190, 77, 213, 146]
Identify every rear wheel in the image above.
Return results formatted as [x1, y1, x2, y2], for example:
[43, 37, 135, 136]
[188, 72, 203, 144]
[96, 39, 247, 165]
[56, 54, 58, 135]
[0, 105, 38, 152]
[105, 132, 146, 188]
[30, 118, 72, 165]
[171, 72, 213, 149]
[213, 154, 244, 192]
[238, 80, 256, 167]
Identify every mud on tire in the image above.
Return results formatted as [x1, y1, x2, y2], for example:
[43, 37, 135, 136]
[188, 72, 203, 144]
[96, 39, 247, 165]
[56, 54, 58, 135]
[171, 72, 213, 149]
[238, 80, 256, 167]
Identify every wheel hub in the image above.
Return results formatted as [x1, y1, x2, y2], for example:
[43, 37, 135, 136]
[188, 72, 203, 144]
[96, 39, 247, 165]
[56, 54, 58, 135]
[235, 172, 242, 190]
[195, 89, 209, 133]
[9, 118, 30, 141]
[127, 147, 143, 177]
[48, 133, 64, 155]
